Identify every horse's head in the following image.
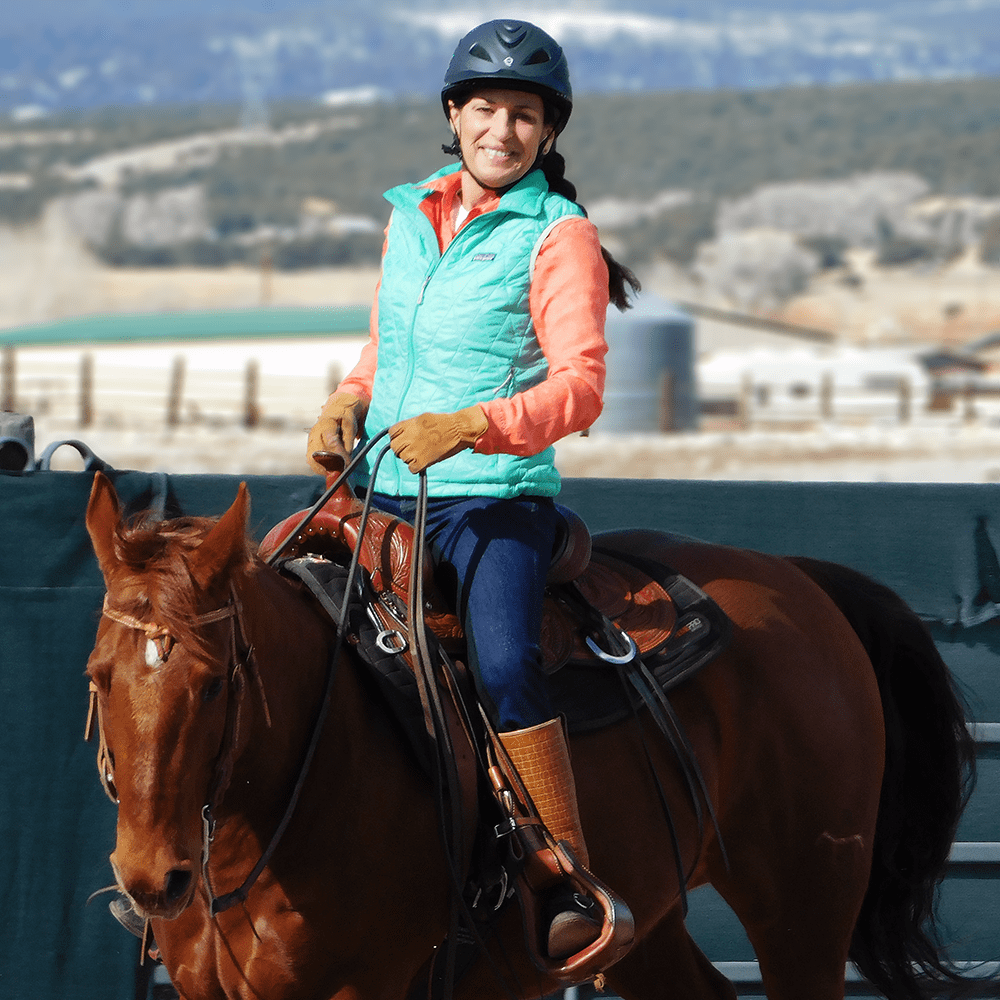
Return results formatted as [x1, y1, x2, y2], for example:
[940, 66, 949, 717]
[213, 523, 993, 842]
[85, 472, 255, 920]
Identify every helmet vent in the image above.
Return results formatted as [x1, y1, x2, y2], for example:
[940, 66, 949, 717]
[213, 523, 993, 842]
[469, 42, 494, 63]
[524, 47, 551, 66]
[497, 23, 528, 48]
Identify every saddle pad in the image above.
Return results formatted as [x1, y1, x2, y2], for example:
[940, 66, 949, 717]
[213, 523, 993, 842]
[549, 552, 732, 733]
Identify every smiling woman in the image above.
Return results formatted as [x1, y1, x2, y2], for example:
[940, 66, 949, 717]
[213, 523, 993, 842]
[304, 19, 641, 970]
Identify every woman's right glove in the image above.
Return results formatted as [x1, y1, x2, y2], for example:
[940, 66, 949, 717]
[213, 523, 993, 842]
[306, 392, 369, 474]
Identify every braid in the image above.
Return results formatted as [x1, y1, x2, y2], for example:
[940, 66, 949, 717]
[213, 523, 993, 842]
[541, 148, 640, 311]
[540, 149, 577, 203]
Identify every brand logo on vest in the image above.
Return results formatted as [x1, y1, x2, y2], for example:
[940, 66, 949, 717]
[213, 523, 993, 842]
[473, 252, 497, 261]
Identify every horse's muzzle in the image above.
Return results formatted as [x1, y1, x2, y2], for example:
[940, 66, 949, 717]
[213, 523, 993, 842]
[111, 851, 197, 920]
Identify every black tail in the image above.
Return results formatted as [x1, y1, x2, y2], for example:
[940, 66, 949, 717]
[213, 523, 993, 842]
[791, 556, 978, 1000]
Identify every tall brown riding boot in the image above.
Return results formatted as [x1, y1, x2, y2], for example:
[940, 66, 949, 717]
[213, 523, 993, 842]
[499, 718, 603, 960]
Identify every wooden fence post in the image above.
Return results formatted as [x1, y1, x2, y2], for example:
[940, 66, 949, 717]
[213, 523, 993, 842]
[260, 247, 273, 306]
[79, 353, 94, 428]
[326, 362, 342, 398]
[244, 359, 260, 428]
[963, 381, 977, 423]
[820, 373, 834, 420]
[898, 377, 911, 424]
[738, 375, 753, 430]
[659, 371, 675, 432]
[166, 356, 185, 428]
[1, 346, 15, 412]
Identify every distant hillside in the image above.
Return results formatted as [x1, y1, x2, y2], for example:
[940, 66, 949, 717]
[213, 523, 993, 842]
[3, 75, 1000, 281]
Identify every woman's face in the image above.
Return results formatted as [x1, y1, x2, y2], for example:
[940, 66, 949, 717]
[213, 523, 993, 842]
[448, 88, 552, 194]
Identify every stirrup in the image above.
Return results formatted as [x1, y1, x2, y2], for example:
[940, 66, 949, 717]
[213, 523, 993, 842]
[488, 762, 635, 981]
[526, 839, 635, 981]
[544, 885, 603, 960]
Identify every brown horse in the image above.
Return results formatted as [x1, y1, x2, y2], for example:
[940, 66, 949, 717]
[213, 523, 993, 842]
[83, 471, 975, 1000]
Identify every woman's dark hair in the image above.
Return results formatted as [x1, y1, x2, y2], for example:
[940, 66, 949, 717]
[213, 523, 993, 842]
[538, 148, 640, 312]
[443, 91, 640, 311]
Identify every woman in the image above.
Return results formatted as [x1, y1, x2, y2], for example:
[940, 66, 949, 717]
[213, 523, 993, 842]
[307, 18, 638, 961]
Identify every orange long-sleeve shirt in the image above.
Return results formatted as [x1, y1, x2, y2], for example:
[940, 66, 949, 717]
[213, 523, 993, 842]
[336, 169, 609, 457]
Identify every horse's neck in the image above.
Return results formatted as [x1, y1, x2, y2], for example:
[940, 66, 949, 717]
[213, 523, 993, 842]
[196, 564, 449, 971]
[226, 565, 419, 820]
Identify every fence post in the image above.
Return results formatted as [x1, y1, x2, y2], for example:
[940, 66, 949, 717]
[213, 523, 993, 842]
[79, 353, 94, 428]
[166, 356, 185, 428]
[260, 247, 273, 306]
[738, 375, 753, 430]
[326, 362, 342, 398]
[820, 373, 834, 421]
[244, 359, 260, 428]
[963, 381, 977, 423]
[898, 377, 911, 424]
[1, 346, 15, 412]
[659, 371, 675, 432]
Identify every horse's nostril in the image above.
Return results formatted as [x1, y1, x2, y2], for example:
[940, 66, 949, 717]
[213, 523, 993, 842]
[164, 868, 192, 904]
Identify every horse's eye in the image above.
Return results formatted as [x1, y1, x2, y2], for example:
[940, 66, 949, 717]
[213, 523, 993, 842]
[203, 677, 225, 703]
[103, 751, 118, 802]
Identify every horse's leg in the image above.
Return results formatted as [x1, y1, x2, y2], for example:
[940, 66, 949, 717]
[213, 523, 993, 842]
[697, 606, 882, 1000]
[607, 907, 736, 1000]
[710, 825, 871, 1000]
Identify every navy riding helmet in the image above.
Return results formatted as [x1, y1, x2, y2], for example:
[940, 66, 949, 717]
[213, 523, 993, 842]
[441, 20, 573, 133]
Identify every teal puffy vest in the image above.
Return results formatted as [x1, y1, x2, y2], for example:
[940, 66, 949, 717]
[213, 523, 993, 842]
[357, 164, 585, 498]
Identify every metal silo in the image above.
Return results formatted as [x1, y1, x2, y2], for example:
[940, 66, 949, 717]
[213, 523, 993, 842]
[594, 294, 696, 432]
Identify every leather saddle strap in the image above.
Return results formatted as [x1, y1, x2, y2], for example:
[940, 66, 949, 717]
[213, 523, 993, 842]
[407, 475, 469, 1000]
[555, 572, 729, 910]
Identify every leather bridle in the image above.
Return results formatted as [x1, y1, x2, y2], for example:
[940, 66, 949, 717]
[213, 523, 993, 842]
[88, 582, 267, 908]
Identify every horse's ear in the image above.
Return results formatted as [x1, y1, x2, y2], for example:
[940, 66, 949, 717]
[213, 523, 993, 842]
[86, 471, 123, 579]
[187, 482, 251, 592]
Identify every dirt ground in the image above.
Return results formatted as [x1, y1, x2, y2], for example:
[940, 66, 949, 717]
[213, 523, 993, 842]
[779, 250, 1000, 347]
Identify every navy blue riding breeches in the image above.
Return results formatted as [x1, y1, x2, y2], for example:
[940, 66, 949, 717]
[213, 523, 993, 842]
[371, 492, 559, 731]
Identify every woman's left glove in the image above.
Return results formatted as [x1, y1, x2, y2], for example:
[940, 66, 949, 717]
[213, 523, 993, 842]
[389, 406, 489, 474]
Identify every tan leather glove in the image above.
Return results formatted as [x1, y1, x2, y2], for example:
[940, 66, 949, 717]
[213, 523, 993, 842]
[388, 406, 489, 474]
[306, 392, 369, 474]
